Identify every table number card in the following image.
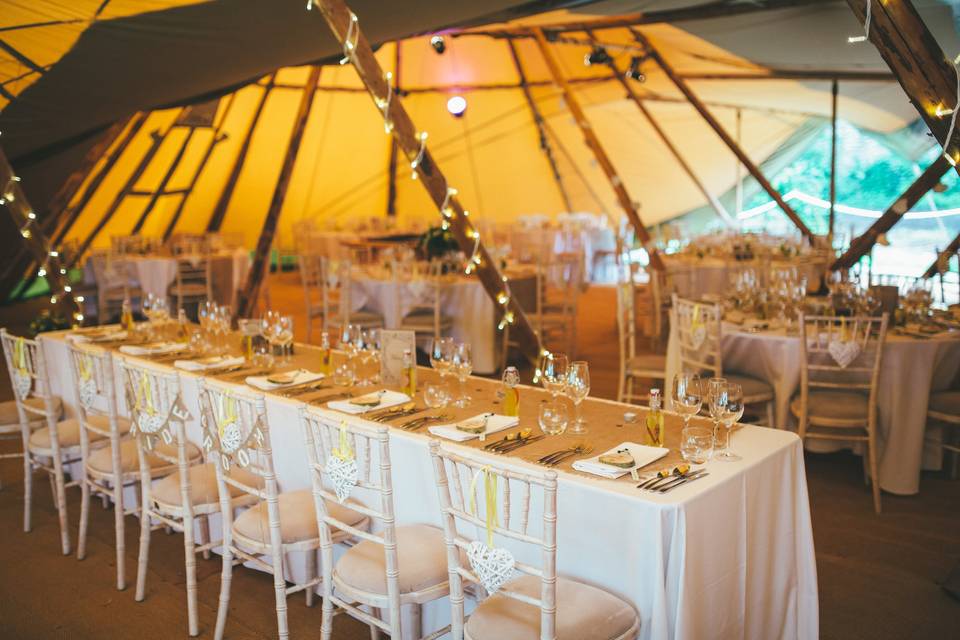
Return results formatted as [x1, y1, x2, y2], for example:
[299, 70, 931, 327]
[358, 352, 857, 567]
[380, 330, 416, 387]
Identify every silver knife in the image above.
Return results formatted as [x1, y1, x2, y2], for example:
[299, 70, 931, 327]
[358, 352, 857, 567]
[659, 471, 710, 493]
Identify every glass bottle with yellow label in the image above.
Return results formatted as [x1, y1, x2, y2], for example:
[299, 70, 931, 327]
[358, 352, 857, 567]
[319, 331, 333, 375]
[121, 297, 134, 332]
[646, 388, 665, 447]
[501, 366, 520, 417]
[401, 348, 416, 397]
[175, 308, 190, 344]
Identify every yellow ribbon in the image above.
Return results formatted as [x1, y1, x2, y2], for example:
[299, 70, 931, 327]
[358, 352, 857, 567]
[332, 420, 353, 461]
[78, 354, 92, 382]
[691, 304, 703, 333]
[138, 371, 155, 416]
[14, 338, 27, 374]
[840, 317, 848, 342]
[217, 394, 237, 439]
[469, 466, 499, 547]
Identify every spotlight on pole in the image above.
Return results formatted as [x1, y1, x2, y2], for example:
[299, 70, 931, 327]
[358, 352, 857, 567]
[584, 46, 611, 67]
[447, 95, 467, 118]
[626, 56, 646, 82]
[430, 35, 446, 55]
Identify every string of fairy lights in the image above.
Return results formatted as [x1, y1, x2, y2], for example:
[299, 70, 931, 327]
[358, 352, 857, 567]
[306, 0, 547, 364]
[848, 0, 960, 167]
[0, 133, 85, 324]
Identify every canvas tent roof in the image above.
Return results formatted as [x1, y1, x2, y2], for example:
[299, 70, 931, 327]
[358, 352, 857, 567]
[1, 1, 959, 280]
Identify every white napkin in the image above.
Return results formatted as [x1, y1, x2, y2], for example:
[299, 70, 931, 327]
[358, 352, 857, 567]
[118, 342, 187, 356]
[70, 329, 128, 344]
[328, 390, 410, 415]
[428, 414, 519, 442]
[245, 369, 325, 390]
[572, 442, 669, 479]
[174, 355, 245, 372]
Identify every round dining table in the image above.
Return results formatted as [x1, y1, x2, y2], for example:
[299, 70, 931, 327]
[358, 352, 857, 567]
[663, 254, 829, 298]
[666, 318, 960, 495]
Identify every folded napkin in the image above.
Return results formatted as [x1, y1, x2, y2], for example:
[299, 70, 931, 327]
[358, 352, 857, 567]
[70, 329, 128, 344]
[245, 369, 325, 390]
[118, 342, 187, 356]
[743, 318, 782, 332]
[174, 355, 245, 372]
[428, 414, 519, 442]
[328, 390, 410, 415]
[572, 442, 669, 479]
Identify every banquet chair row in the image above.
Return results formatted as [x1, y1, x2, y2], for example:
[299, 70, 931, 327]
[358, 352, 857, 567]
[1, 330, 640, 639]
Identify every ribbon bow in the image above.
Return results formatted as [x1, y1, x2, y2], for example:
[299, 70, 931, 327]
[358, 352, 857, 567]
[14, 337, 27, 374]
[469, 466, 499, 547]
[332, 420, 354, 461]
[78, 354, 93, 382]
[217, 394, 238, 439]
[138, 371, 155, 416]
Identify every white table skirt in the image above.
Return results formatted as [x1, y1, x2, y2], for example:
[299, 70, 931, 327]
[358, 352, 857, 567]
[40, 331, 818, 640]
[665, 312, 960, 495]
[351, 275, 501, 374]
[664, 257, 827, 298]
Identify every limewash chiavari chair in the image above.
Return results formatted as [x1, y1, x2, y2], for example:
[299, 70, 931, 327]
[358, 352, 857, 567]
[672, 294, 776, 426]
[0, 356, 62, 492]
[926, 390, 960, 476]
[325, 257, 385, 334]
[537, 251, 583, 357]
[120, 358, 206, 635]
[170, 254, 213, 313]
[199, 380, 367, 640]
[68, 342, 135, 590]
[616, 281, 664, 404]
[791, 313, 889, 513]
[429, 441, 639, 640]
[301, 409, 450, 640]
[401, 259, 454, 340]
[299, 253, 326, 342]
[0, 329, 72, 553]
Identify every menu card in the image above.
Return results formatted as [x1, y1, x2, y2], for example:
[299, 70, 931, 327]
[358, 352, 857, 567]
[380, 330, 416, 387]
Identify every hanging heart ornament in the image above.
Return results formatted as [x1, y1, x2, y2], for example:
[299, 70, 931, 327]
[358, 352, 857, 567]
[326, 454, 358, 503]
[220, 422, 244, 453]
[690, 325, 707, 350]
[78, 377, 98, 409]
[467, 540, 515, 594]
[828, 339, 861, 369]
[12, 370, 32, 400]
[138, 411, 166, 434]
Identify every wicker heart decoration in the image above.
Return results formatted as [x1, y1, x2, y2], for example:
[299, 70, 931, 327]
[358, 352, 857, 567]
[220, 422, 243, 454]
[690, 325, 707, 351]
[828, 340, 861, 369]
[467, 540, 515, 594]
[12, 370, 32, 400]
[138, 412, 166, 434]
[78, 377, 98, 408]
[326, 454, 358, 503]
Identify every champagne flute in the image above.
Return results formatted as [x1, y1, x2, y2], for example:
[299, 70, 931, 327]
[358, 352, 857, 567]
[672, 373, 703, 430]
[565, 361, 590, 435]
[541, 353, 568, 398]
[716, 383, 744, 461]
[451, 342, 473, 407]
[707, 377, 728, 445]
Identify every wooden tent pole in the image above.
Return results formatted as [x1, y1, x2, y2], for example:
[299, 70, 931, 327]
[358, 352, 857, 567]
[923, 231, 960, 278]
[531, 27, 665, 270]
[829, 79, 838, 241]
[0, 116, 136, 301]
[507, 39, 574, 212]
[162, 93, 237, 240]
[386, 43, 401, 217]
[634, 29, 815, 243]
[831, 155, 951, 271]
[206, 72, 276, 232]
[590, 30, 734, 227]
[234, 66, 321, 320]
[309, 0, 543, 363]
[130, 127, 196, 233]
[1, 146, 79, 319]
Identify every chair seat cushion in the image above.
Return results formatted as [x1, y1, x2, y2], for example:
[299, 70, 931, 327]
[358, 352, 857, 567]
[790, 390, 870, 422]
[465, 574, 638, 640]
[335, 524, 449, 596]
[329, 310, 384, 328]
[724, 373, 774, 401]
[400, 310, 454, 330]
[152, 463, 260, 508]
[28, 414, 131, 452]
[86, 437, 201, 476]
[627, 354, 666, 375]
[0, 396, 62, 425]
[929, 390, 960, 418]
[169, 283, 208, 295]
[233, 488, 365, 545]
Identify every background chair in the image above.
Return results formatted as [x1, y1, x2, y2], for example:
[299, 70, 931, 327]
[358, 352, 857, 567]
[791, 313, 888, 513]
[616, 281, 665, 404]
[429, 441, 639, 640]
[925, 390, 960, 476]
[302, 409, 450, 639]
[400, 259, 454, 341]
[169, 254, 213, 314]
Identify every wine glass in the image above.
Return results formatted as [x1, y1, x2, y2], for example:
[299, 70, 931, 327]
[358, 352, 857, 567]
[706, 376, 728, 443]
[277, 315, 294, 364]
[451, 342, 473, 408]
[715, 383, 744, 461]
[565, 361, 590, 435]
[429, 337, 454, 379]
[538, 399, 569, 436]
[541, 353, 568, 398]
[672, 373, 703, 429]
[358, 328, 381, 385]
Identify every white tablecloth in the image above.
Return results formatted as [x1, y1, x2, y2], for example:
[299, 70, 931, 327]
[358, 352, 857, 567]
[665, 315, 960, 495]
[664, 256, 828, 298]
[39, 332, 818, 640]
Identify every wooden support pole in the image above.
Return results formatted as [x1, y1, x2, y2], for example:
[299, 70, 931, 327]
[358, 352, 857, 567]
[531, 27, 665, 270]
[207, 73, 276, 232]
[507, 39, 574, 212]
[831, 155, 951, 271]
[923, 230, 960, 279]
[634, 29, 815, 243]
[829, 79, 839, 240]
[590, 30, 734, 228]
[130, 127, 195, 234]
[386, 43, 401, 217]
[235, 66, 321, 320]
[844, 0, 960, 174]
[1, 146, 79, 318]
[309, 0, 543, 363]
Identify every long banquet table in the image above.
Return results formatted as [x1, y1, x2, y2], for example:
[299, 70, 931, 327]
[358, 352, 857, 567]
[40, 329, 818, 640]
